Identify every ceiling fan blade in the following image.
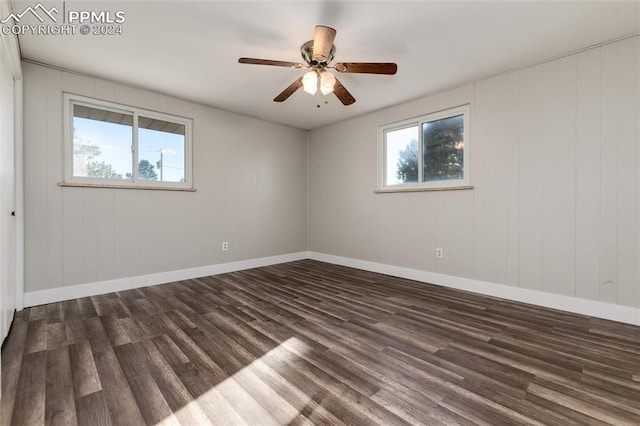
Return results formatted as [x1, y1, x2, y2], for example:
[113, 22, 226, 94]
[333, 78, 356, 105]
[274, 77, 303, 102]
[239, 58, 303, 68]
[312, 25, 337, 62]
[334, 62, 398, 75]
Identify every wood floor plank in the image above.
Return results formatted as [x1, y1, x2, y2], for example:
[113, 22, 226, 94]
[170, 361, 248, 424]
[139, 339, 212, 425]
[3, 259, 640, 425]
[76, 297, 98, 318]
[99, 314, 130, 347]
[63, 317, 87, 345]
[10, 351, 46, 425]
[372, 387, 441, 425]
[84, 317, 145, 426]
[68, 339, 102, 399]
[27, 305, 49, 322]
[45, 304, 64, 325]
[23, 319, 47, 354]
[113, 342, 175, 425]
[527, 381, 635, 425]
[531, 376, 640, 421]
[61, 299, 82, 320]
[75, 391, 112, 426]
[1, 319, 30, 426]
[150, 333, 190, 367]
[45, 322, 67, 351]
[45, 346, 77, 425]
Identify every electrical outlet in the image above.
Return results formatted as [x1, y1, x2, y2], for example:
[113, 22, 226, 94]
[436, 248, 444, 259]
[222, 241, 229, 251]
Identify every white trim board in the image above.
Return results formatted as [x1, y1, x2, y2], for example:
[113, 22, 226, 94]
[24, 252, 308, 307]
[307, 252, 640, 326]
[24, 250, 639, 326]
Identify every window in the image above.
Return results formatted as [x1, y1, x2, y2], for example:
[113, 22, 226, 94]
[63, 94, 193, 190]
[378, 104, 470, 191]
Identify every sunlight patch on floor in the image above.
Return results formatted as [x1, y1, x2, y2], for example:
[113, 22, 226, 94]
[169, 337, 312, 425]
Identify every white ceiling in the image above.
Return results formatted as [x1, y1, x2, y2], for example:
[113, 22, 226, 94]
[13, 0, 640, 130]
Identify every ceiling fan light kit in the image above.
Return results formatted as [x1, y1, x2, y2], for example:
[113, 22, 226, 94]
[320, 71, 336, 95]
[302, 69, 336, 96]
[238, 25, 397, 105]
[302, 71, 319, 95]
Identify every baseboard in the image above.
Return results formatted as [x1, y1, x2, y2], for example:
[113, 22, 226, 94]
[307, 252, 640, 326]
[24, 251, 309, 307]
[23, 250, 640, 326]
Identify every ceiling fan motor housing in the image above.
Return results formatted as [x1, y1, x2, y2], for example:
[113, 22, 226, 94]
[301, 40, 335, 68]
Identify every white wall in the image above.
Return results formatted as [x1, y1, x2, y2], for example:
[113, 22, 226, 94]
[23, 62, 308, 294]
[309, 36, 639, 310]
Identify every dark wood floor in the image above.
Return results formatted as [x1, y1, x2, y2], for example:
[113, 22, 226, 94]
[2, 260, 639, 425]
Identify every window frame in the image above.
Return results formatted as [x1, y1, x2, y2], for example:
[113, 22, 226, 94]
[63, 93, 193, 190]
[377, 104, 471, 192]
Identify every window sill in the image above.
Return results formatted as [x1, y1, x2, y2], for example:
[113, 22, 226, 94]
[59, 182, 196, 192]
[375, 185, 473, 194]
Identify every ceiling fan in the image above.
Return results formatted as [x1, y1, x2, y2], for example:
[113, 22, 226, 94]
[238, 25, 397, 106]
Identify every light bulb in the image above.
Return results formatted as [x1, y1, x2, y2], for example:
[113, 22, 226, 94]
[320, 71, 336, 95]
[302, 71, 318, 95]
